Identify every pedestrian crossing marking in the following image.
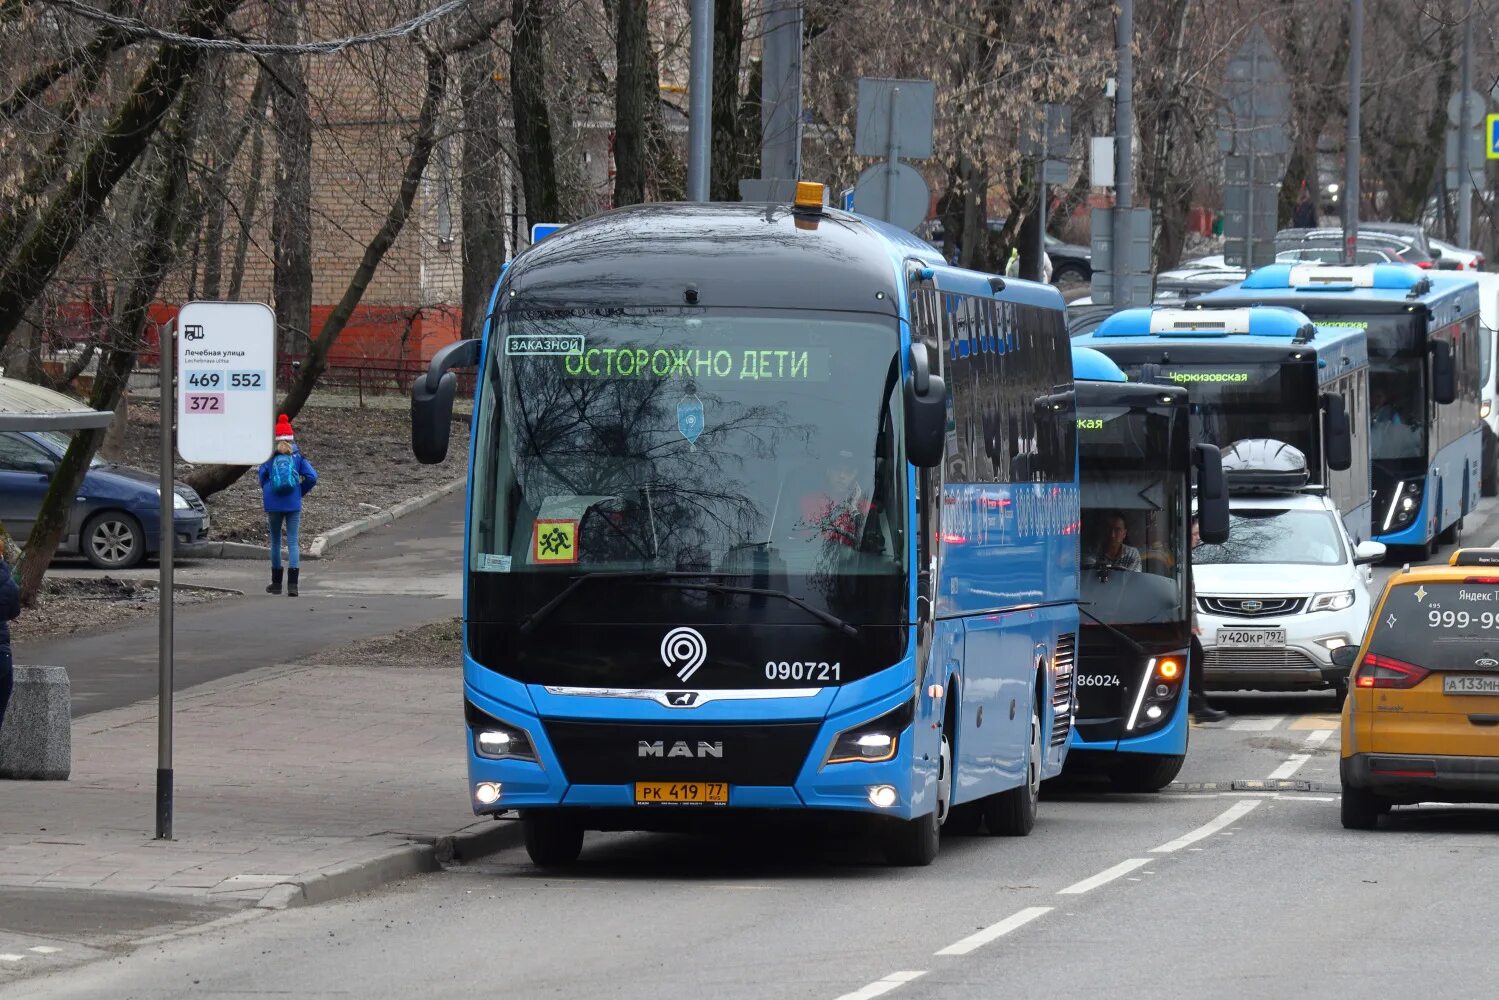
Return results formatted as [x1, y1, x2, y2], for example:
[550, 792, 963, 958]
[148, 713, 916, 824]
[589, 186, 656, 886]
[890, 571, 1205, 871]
[1289, 714, 1341, 730]
[1230, 716, 1284, 731]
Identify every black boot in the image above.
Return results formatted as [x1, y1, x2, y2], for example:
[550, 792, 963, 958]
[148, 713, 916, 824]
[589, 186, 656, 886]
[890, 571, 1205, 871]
[287, 567, 300, 597]
[266, 566, 283, 595]
[1191, 692, 1227, 723]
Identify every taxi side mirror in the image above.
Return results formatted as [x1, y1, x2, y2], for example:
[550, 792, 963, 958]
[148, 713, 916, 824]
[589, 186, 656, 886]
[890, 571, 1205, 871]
[1330, 645, 1358, 671]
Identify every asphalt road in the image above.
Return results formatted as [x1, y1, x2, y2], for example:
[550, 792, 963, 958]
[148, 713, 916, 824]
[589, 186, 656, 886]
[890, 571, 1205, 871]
[6, 501, 1499, 998]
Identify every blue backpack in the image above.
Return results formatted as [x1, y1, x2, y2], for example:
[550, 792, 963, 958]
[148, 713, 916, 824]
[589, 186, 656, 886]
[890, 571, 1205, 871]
[269, 453, 300, 496]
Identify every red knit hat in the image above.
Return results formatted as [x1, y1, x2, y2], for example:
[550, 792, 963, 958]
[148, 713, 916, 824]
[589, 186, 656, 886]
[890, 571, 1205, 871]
[274, 414, 295, 442]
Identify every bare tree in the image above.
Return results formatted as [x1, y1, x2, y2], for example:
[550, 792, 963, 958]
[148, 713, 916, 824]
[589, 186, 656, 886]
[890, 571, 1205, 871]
[461, 38, 507, 339]
[269, 0, 314, 359]
[511, 0, 561, 230]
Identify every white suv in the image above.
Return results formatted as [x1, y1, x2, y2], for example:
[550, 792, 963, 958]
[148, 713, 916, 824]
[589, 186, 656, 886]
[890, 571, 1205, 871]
[1194, 492, 1384, 700]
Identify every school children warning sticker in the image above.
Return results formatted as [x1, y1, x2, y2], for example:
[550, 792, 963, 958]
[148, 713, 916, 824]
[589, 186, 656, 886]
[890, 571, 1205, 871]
[532, 519, 579, 564]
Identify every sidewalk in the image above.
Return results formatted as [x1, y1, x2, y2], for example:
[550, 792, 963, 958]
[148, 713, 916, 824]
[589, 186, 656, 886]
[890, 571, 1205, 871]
[19, 491, 465, 717]
[0, 659, 515, 908]
[0, 489, 512, 916]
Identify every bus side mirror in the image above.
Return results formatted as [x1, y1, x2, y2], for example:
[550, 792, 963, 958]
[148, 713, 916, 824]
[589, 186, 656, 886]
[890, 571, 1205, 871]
[1322, 392, 1352, 471]
[904, 342, 946, 468]
[1194, 443, 1230, 544]
[412, 338, 481, 464]
[1431, 339, 1457, 405]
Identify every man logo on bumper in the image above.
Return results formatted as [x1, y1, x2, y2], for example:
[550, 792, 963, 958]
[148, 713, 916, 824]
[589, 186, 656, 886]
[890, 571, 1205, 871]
[638, 740, 724, 758]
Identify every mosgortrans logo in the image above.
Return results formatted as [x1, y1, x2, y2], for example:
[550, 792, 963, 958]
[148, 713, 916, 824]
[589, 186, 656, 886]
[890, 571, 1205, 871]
[1166, 370, 1250, 383]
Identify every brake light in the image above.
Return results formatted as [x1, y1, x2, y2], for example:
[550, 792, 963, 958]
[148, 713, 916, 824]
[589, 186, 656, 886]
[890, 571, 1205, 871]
[1354, 653, 1431, 689]
[1464, 577, 1499, 584]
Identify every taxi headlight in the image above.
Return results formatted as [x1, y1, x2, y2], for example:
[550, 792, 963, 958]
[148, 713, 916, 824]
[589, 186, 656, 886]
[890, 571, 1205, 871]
[1310, 590, 1355, 613]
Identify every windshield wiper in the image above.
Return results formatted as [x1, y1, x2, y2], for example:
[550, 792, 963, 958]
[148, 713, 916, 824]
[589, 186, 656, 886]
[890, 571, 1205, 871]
[651, 579, 859, 637]
[518, 570, 732, 635]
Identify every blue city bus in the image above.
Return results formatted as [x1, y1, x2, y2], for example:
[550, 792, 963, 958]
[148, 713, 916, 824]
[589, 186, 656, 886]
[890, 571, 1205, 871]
[1196, 264, 1480, 556]
[410, 193, 1081, 867]
[1066, 348, 1229, 790]
[1076, 305, 1369, 541]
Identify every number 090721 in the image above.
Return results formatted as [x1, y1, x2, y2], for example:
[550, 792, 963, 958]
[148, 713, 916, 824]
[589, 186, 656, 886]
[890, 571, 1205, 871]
[764, 661, 841, 682]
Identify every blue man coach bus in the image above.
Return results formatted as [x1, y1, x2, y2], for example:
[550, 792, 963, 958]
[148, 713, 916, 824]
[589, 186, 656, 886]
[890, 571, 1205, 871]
[1197, 264, 1480, 556]
[1076, 305, 1369, 541]
[1067, 348, 1229, 790]
[409, 188, 1081, 867]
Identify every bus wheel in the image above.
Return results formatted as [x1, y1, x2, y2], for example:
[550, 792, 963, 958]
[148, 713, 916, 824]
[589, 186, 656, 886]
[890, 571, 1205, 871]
[882, 734, 947, 866]
[983, 704, 1041, 836]
[1109, 754, 1185, 793]
[1439, 518, 1462, 546]
[523, 811, 584, 867]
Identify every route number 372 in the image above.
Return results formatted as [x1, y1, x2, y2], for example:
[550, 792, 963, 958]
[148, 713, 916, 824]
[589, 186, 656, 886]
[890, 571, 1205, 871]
[764, 661, 841, 682]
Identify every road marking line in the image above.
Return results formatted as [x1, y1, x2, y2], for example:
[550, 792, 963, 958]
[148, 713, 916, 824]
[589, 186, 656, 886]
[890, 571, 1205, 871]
[0, 955, 24, 962]
[1058, 858, 1150, 895]
[935, 907, 1053, 956]
[1230, 716, 1284, 731]
[1151, 800, 1260, 853]
[1267, 729, 1336, 780]
[834, 971, 926, 1000]
[27, 946, 60, 955]
[1289, 714, 1341, 730]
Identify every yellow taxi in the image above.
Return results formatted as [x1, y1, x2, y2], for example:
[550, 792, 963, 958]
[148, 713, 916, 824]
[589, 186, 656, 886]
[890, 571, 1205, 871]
[1338, 548, 1499, 829]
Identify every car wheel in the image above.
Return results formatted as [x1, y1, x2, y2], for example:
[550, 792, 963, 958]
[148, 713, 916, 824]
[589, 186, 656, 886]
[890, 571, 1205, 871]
[983, 703, 1041, 836]
[1052, 263, 1089, 286]
[1331, 679, 1349, 710]
[523, 811, 584, 867]
[1340, 784, 1384, 830]
[82, 511, 146, 569]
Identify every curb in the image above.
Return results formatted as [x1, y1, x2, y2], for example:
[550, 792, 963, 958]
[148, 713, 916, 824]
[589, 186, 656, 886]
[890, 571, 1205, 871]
[177, 540, 268, 561]
[306, 478, 465, 560]
[254, 815, 523, 910]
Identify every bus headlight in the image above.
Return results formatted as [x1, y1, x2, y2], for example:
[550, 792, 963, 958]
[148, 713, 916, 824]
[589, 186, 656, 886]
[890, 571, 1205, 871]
[1127, 651, 1189, 732]
[1382, 478, 1424, 532]
[1310, 590, 1355, 613]
[473, 722, 538, 762]
[826, 700, 914, 765]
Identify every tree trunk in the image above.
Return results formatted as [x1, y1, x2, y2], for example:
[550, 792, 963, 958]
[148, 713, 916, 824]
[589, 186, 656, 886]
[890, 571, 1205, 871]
[201, 67, 267, 300]
[229, 107, 270, 301]
[708, 0, 748, 202]
[614, 0, 652, 208]
[0, 0, 242, 353]
[18, 81, 204, 606]
[460, 42, 506, 341]
[510, 0, 560, 232]
[187, 49, 451, 499]
[269, 0, 314, 360]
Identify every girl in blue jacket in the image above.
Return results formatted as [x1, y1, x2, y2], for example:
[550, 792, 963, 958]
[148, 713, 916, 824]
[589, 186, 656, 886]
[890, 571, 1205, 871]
[258, 414, 318, 596]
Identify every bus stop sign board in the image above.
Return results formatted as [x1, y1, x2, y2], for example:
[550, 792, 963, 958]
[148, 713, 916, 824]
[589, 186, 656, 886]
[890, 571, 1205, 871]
[176, 301, 276, 465]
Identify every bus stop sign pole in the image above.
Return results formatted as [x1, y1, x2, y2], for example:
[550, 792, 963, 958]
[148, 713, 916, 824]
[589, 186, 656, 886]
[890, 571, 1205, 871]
[157, 322, 174, 840]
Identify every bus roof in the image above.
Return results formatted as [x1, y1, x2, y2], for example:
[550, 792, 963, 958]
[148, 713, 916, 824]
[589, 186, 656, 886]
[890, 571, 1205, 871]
[1071, 346, 1128, 382]
[1192, 262, 1482, 324]
[497, 201, 1065, 318]
[1087, 304, 1313, 343]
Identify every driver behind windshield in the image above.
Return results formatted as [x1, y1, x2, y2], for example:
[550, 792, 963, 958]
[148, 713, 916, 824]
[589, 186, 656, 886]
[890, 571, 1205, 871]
[797, 451, 872, 548]
[1089, 511, 1142, 572]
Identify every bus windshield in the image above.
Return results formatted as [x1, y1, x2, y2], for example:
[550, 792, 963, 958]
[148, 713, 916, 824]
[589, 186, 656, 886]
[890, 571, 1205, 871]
[1077, 403, 1188, 626]
[1362, 314, 1427, 465]
[1114, 360, 1320, 463]
[467, 308, 908, 625]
